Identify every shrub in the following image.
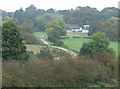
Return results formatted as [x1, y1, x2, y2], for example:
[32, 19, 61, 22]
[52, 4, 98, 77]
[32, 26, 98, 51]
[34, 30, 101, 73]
[55, 40, 64, 46]
[38, 47, 54, 60]
[2, 54, 118, 87]
[23, 32, 39, 44]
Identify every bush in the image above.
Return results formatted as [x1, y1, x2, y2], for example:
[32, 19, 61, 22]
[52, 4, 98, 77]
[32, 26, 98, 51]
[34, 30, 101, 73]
[23, 32, 39, 44]
[55, 40, 64, 46]
[2, 54, 118, 87]
[38, 47, 54, 60]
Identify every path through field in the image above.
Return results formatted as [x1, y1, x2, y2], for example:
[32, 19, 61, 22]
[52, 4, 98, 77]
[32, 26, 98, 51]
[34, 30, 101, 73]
[40, 39, 77, 58]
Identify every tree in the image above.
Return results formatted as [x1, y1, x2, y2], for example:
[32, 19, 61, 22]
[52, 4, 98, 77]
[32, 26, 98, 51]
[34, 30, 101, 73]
[46, 27, 60, 45]
[89, 18, 118, 42]
[14, 8, 24, 24]
[2, 21, 27, 61]
[79, 32, 114, 57]
[46, 19, 66, 45]
[101, 7, 118, 19]
[21, 22, 33, 33]
[46, 19, 66, 36]
[38, 47, 53, 60]
[35, 17, 47, 32]
[23, 32, 39, 44]
[47, 8, 55, 13]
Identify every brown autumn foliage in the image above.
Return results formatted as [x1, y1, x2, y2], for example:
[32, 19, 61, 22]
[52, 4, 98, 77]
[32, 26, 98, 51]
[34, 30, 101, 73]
[2, 52, 118, 87]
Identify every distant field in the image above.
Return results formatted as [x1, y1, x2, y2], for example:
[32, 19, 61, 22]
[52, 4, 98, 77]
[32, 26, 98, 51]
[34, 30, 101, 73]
[62, 38, 118, 56]
[66, 32, 89, 37]
[33, 32, 118, 56]
[62, 38, 90, 51]
[33, 32, 47, 40]
[26, 44, 41, 53]
[33, 32, 89, 39]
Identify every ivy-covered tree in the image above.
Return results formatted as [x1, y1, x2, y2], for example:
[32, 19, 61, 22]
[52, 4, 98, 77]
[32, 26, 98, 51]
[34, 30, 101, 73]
[2, 21, 27, 61]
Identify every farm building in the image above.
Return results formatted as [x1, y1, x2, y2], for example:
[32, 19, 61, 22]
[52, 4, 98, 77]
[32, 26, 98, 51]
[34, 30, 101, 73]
[66, 24, 89, 33]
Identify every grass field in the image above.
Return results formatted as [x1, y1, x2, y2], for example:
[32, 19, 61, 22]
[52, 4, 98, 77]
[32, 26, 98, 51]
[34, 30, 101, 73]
[26, 44, 41, 53]
[66, 32, 89, 37]
[62, 38, 118, 56]
[33, 32, 47, 40]
[33, 32, 118, 56]
[33, 32, 89, 39]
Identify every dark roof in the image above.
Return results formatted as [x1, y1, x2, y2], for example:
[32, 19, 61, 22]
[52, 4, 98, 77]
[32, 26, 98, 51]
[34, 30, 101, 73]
[66, 24, 80, 29]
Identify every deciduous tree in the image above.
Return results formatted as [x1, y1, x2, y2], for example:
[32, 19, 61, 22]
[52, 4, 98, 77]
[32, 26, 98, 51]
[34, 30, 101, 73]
[79, 32, 114, 57]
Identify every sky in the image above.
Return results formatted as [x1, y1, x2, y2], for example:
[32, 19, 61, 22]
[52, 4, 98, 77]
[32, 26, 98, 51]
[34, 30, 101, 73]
[0, 0, 120, 12]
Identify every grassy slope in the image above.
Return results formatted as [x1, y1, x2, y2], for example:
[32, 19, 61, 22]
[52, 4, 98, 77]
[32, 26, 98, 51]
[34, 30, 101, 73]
[62, 38, 118, 56]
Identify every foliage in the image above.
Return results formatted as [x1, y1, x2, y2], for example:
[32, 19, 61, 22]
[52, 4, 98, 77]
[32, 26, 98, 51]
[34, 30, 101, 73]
[46, 19, 66, 36]
[62, 38, 118, 56]
[79, 32, 115, 56]
[23, 32, 39, 44]
[2, 53, 118, 87]
[34, 17, 47, 32]
[46, 19, 66, 45]
[89, 17, 118, 41]
[46, 27, 60, 45]
[2, 5, 118, 34]
[47, 8, 55, 13]
[38, 47, 53, 60]
[101, 7, 118, 19]
[55, 40, 64, 46]
[4, 16, 12, 21]
[21, 22, 33, 33]
[2, 21, 27, 61]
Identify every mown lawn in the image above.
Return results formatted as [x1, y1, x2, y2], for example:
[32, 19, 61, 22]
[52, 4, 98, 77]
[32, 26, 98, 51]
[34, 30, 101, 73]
[62, 38, 118, 56]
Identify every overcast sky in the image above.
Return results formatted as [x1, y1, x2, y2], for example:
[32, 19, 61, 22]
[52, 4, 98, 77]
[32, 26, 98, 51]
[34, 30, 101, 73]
[0, 0, 120, 12]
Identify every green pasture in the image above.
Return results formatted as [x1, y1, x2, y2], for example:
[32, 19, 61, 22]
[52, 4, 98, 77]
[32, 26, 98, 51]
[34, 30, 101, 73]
[33, 32, 89, 40]
[62, 38, 118, 56]
[33, 32, 118, 56]
[33, 32, 47, 40]
[62, 38, 90, 51]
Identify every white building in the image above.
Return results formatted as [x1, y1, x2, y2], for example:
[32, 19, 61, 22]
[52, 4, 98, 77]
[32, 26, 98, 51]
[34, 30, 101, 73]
[66, 24, 89, 33]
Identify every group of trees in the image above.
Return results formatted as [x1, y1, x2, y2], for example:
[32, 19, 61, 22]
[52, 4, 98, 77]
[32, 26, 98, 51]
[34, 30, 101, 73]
[2, 5, 118, 30]
[89, 17, 118, 42]
[58, 6, 118, 26]
[2, 4, 63, 33]
[2, 4, 118, 42]
[80, 32, 115, 57]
